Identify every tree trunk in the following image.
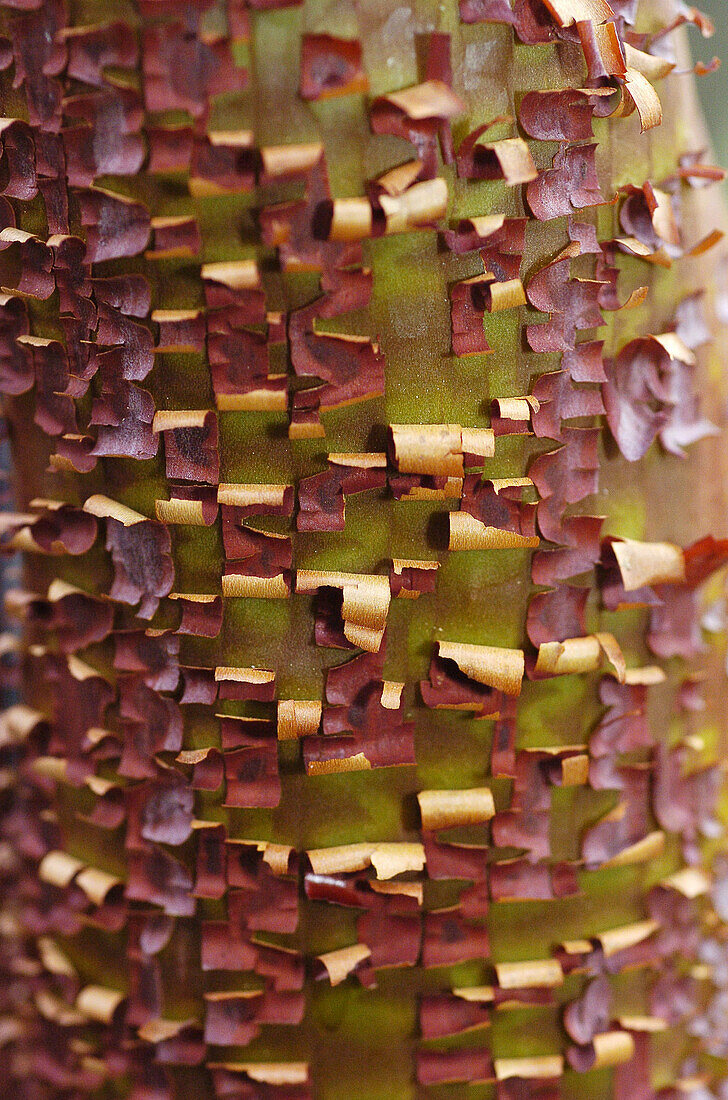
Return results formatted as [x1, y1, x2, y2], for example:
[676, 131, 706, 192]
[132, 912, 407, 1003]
[1, 0, 728, 1098]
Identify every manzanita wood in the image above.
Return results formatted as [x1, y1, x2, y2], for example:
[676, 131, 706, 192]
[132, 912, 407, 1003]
[1, 0, 728, 1097]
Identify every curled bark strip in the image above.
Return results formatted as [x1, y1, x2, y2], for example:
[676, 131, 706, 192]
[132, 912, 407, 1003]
[77, 187, 151, 262]
[457, 124, 538, 184]
[371, 80, 464, 178]
[519, 89, 598, 142]
[83, 497, 174, 619]
[527, 146, 604, 221]
[603, 333, 714, 461]
[300, 35, 367, 100]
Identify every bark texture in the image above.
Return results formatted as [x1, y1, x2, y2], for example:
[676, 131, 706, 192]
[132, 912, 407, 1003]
[1, 0, 728, 1098]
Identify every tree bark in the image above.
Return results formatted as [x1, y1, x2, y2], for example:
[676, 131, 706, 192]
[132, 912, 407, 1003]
[1, 1, 728, 1098]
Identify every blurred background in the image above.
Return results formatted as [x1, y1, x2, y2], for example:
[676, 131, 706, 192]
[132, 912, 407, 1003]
[694, 0, 728, 170]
